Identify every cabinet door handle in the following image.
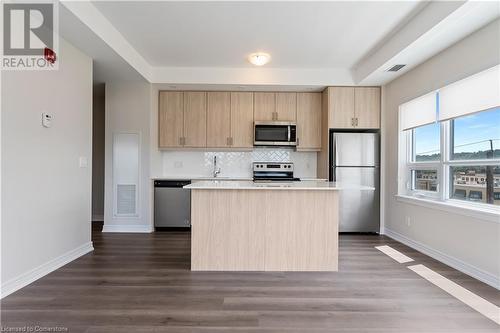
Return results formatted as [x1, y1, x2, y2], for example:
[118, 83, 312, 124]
[351, 118, 354, 127]
[355, 118, 359, 126]
[297, 137, 300, 146]
[182, 137, 186, 145]
[226, 137, 230, 146]
[230, 137, 233, 146]
[179, 137, 182, 145]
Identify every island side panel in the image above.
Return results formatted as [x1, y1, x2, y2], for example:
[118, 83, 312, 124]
[191, 189, 338, 271]
[264, 190, 338, 271]
[191, 189, 266, 270]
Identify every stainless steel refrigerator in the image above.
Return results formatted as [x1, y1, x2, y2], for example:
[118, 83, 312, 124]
[330, 132, 380, 233]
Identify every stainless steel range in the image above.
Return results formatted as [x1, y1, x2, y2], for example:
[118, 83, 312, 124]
[253, 162, 300, 182]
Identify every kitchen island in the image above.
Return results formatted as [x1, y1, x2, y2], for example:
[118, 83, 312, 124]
[185, 180, 371, 272]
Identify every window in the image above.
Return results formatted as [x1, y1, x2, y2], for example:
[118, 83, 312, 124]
[399, 66, 500, 210]
[413, 122, 441, 162]
[451, 108, 500, 160]
[450, 165, 500, 205]
[401, 108, 500, 207]
[412, 170, 438, 192]
[404, 123, 441, 199]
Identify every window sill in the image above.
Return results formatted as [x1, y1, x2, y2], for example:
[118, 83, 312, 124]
[395, 195, 500, 223]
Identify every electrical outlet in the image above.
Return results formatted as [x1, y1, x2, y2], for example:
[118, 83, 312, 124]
[174, 161, 183, 168]
[405, 216, 411, 227]
[42, 112, 52, 128]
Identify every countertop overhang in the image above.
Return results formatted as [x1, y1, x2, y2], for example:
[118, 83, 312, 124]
[152, 176, 327, 181]
[184, 180, 375, 191]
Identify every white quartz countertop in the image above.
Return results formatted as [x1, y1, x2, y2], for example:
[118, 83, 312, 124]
[152, 177, 327, 181]
[184, 180, 375, 191]
[153, 176, 252, 181]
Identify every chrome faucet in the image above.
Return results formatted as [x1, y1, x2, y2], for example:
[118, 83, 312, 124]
[213, 155, 221, 178]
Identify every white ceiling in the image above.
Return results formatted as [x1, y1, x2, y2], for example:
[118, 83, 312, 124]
[60, 1, 500, 87]
[92, 1, 424, 68]
[60, 5, 144, 83]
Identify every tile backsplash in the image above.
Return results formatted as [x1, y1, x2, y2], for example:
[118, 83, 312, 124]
[161, 148, 317, 178]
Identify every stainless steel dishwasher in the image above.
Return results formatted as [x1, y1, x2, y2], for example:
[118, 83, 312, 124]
[154, 180, 191, 228]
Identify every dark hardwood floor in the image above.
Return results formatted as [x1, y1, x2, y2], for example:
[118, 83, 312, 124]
[1, 222, 498, 332]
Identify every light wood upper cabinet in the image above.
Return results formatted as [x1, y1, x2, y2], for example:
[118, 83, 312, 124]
[296, 92, 321, 151]
[328, 87, 355, 128]
[159, 89, 330, 150]
[354, 87, 380, 129]
[183, 92, 207, 147]
[328, 86, 380, 129]
[275, 92, 297, 121]
[254, 92, 275, 121]
[254, 92, 297, 121]
[159, 91, 184, 148]
[207, 92, 231, 147]
[231, 92, 254, 148]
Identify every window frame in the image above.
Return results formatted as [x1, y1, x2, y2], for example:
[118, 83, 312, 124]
[399, 110, 500, 212]
[408, 167, 441, 199]
[404, 123, 442, 200]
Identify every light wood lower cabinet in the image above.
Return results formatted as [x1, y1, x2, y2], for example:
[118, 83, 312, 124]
[230, 92, 254, 148]
[183, 92, 207, 147]
[159, 91, 184, 148]
[297, 92, 321, 151]
[207, 92, 231, 147]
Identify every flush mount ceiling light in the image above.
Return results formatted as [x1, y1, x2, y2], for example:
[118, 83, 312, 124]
[248, 52, 271, 66]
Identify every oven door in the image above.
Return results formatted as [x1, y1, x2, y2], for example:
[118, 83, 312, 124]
[254, 122, 296, 146]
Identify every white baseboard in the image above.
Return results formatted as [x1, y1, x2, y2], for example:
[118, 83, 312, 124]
[92, 214, 104, 222]
[384, 229, 500, 290]
[102, 224, 153, 233]
[1, 242, 94, 299]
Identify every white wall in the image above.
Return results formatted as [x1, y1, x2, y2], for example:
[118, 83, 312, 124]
[382, 19, 500, 287]
[104, 81, 152, 232]
[1, 38, 93, 297]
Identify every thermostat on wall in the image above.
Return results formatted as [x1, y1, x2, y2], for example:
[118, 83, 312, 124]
[42, 113, 52, 128]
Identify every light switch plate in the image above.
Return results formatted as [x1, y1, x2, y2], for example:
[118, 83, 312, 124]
[79, 156, 88, 168]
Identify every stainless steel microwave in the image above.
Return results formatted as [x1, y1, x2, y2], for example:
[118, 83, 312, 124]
[254, 121, 297, 147]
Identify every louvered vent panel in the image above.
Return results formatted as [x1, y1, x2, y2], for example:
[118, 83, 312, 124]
[386, 64, 406, 72]
[116, 184, 136, 215]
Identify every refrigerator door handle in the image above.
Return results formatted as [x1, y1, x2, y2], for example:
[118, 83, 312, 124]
[332, 135, 338, 168]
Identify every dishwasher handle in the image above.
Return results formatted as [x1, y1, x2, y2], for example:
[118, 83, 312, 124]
[154, 180, 191, 188]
